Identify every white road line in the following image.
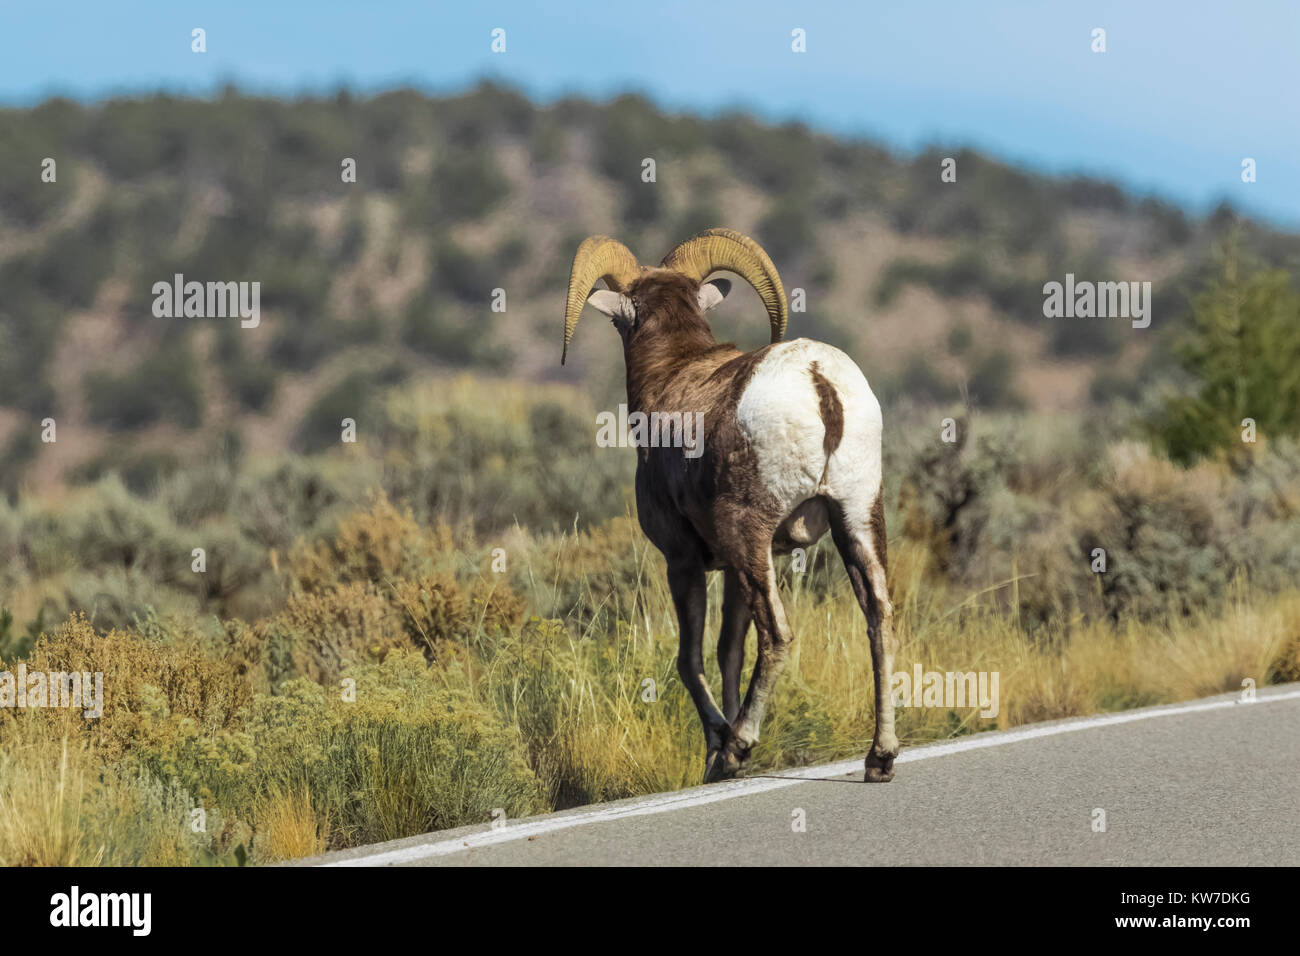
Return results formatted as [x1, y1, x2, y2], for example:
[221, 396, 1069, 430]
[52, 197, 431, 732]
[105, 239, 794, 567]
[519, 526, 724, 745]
[319, 687, 1300, 866]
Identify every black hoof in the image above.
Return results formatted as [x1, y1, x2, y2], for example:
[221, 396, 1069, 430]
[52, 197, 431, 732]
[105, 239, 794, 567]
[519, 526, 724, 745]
[703, 749, 739, 783]
[703, 736, 752, 783]
[863, 749, 896, 783]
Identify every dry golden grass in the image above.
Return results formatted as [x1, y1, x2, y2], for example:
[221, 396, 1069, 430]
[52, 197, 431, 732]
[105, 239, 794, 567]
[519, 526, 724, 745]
[255, 788, 330, 862]
[0, 738, 103, 867]
[0, 725, 228, 866]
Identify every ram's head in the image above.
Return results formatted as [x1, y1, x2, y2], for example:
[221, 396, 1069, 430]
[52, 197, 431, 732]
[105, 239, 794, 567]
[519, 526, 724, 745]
[561, 228, 789, 363]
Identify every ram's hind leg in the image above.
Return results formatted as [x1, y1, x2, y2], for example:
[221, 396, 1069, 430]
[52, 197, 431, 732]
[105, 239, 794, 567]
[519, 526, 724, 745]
[707, 538, 793, 782]
[829, 491, 899, 782]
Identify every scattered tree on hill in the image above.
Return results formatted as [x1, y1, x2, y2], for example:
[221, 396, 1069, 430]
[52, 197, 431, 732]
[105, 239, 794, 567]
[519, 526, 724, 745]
[1147, 238, 1300, 467]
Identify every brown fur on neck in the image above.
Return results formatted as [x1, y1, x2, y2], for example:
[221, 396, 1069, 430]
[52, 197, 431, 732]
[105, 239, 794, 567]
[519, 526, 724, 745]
[622, 270, 739, 410]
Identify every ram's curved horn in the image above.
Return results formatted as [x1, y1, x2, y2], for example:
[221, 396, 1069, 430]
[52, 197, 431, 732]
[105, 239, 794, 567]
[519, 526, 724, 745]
[562, 236, 642, 364]
[660, 228, 788, 343]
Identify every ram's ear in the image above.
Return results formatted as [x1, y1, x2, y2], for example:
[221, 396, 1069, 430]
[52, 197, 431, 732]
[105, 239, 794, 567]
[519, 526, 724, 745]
[587, 289, 635, 320]
[697, 278, 731, 312]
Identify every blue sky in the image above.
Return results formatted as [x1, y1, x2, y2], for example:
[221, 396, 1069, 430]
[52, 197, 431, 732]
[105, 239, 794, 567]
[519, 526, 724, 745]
[3, 0, 1297, 227]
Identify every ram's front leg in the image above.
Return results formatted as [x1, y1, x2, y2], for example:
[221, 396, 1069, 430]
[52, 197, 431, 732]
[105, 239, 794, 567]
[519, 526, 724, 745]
[717, 567, 751, 723]
[666, 562, 730, 780]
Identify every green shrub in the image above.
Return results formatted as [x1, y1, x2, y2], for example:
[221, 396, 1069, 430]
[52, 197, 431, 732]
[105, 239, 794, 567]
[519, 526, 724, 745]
[1146, 249, 1300, 465]
[1048, 314, 1123, 357]
[967, 349, 1025, 409]
[875, 249, 1045, 321]
[432, 148, 509, 221]
[72, 449, 181, 495]
[85, 341, 203, 430]
[757, 197, 818, 265]
[378, 379, 632, 534]
[296, 364, 406, 453]
[947, 323, 973, 354]
[433, 239, 499, 304]
[894, 353, 956, 404]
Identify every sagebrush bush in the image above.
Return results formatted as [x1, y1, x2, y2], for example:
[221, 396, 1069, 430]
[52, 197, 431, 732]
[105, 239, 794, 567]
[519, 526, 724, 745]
[0, 735, 230, 866]
[268, 493, 527, 675]
[887, 411, 1300, 630]
[378, 378, 633, 535]
[285, 491, 448, 592]
[4, 613, 253, 765]
[256, 582, 404, 687]
[170, 651, 547, 850]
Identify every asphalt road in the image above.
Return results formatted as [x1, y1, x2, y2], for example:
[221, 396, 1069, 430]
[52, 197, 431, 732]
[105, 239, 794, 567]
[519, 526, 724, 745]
[301, 683, 1300, 867]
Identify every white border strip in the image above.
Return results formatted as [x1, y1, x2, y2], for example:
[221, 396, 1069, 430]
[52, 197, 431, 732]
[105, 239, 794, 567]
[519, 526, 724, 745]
[320, 688, 1300, 866]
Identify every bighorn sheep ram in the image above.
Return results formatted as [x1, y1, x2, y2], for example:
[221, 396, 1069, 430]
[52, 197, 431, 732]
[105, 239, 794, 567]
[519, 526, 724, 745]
[562, 228, 897, 784]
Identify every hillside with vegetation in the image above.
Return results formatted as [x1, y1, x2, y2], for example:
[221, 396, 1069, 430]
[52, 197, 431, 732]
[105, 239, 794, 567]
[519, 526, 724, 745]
[3, 82, 1300, 496]
[0, 84, 1298, 865]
